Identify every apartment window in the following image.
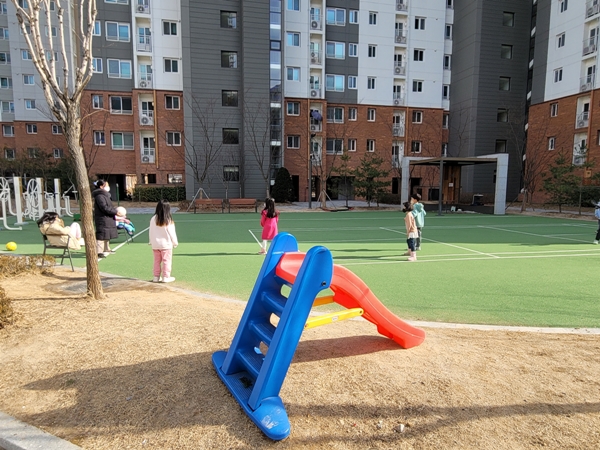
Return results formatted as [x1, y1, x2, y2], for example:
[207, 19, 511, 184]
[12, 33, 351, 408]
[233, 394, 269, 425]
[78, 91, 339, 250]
[0, 2, 7, 14]
[442, 85, 450, 99]
[220, 11, 237, 28]
[92, 94, 103, 109]
[367, 108, 376, 121]
[326, 41, 345, 59]
[0, 52, 10, 64]
[411, 140, 422, 153]
[105, 0, 129, 3]
[499, 77, 511, 91]
[349, 10, 358, 24]
[287, 67, 300, 81]
[348, 139, 357, 151]
[28, 147, 39, 158]
[0, 27, 8, 39]
[287, 135, 300, 148]
[52, 124, 62, 134]
[414, 17, 425, 30]
[369, 12, 377, 25]
[23, 74, 34, 85]
[348, 107, 357, 120]
[447, 0, 453, 8]
[495, 140, 507, 153]
[166, 131, 182, 146]
[326, 138, 343, 155]
[554, 68, 563, 82]
[444, 55, 451, 70]
[442, 114, 449, 129]
[367, 77, 376, 89]
[164, 58, 179, 73]
[107, 59, 132, 78]
[326, 8, 346, 26]
[287, 0, 299, 11]
[503, 12, 515, 27]
[221, 51, 238, 68]
[348, 43, 358, 57]
[550, 103, 558, 117]
[560, 0, 568, 13]
[53, 148, 63, 159]
[106, 22, 130, 41]
[25, 99, 36, 109]
[222, 90, 238, 107]
[165, 95, 180, 110]
[287, 32, 300, 46]
[163, 21, 177, 36]
[327, 107, 344, 123]
[414, 49, 424, 61]
[368, 45, 377, 57]
[412, 111, 423, 123]
[445, 24, 452, 39]
[223, 128, 239, 144]
[548, 137, 556, 150]
[413, 80, 423, 92]
[92, 57, 102, 73]
[93, 131, 105, 145]
[326, 74, 345, 92]
[4, 148, 15, 159]
[501, 44, 513, 59]
[18, 0, 28, 8]
[348, 76, 357, 89]
[168, 174, 184, 184]
[111, 132, 134, 150]
[367, 139, 376, 152]
[2, 125, 14, 136]
[110, 96, 133, 114]
[223, 166, 239, 182]
[0, 77, 11, 88]
[1, 101, 14, 113]
[45, 26, 57, 37]
[93, 20, 101, 36]
[22, 49, 33, 60]
[557, 33, 565, 48]
[497, 108, 508, 122]
[287, 101, 300, 115]
[45, 51, 58, 62]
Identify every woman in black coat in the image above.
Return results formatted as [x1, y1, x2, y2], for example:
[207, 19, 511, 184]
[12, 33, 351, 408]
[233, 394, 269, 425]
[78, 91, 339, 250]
[93, 179, 118, 258]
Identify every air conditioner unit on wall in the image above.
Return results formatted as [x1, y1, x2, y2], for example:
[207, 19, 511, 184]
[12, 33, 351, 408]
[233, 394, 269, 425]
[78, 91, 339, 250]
[394, 66, 402, 74]
[393, 98, 401, 106]
[392, 127, 400, 135]
[577, 120, 587, 128]
[310, 89, 319, 98]
[141, 116, 149, 124]
[139, 80, 148, 88]
[142, 156, 150, 163]
[311, 20, 319, 29]
[310, 124, 317, 131]
[137, 5, 145, 12]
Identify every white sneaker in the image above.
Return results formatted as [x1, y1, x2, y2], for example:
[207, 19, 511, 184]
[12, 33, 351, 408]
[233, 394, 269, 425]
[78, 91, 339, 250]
[416, 247, 421, 251]
[594, 240, 599, 245]
[152, 276, 160, 282]
[161, 277, 175, 283]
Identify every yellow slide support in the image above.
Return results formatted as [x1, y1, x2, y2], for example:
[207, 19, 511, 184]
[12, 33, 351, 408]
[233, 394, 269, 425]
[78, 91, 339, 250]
[304, 308, 364, 329]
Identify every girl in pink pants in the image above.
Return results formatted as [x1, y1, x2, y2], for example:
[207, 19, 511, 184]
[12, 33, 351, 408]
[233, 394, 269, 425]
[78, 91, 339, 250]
[149, 200, 178, 283]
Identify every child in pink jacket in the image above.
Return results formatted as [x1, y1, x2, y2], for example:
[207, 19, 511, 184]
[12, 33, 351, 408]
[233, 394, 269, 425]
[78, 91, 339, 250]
[259, 198, 279, 254]
[149, 200, 178, 282]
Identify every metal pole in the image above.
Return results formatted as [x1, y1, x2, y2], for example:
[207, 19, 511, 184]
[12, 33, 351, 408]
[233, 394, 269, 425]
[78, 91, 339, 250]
[116, 183, 120, 206]
[438, 159, 444, 216]
[309, 135, 314, 209]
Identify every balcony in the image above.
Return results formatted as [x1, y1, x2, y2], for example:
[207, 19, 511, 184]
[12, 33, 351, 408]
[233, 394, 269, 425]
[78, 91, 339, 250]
[392, 125, 405, 137]
[586, 1, 599, 18]
[135, 2, 150, 14]
[395, 31, 407, 45]
[310, 14, 322, 31]
[576, 111, 590, 129]
[580, 75, 595, 92]
[393, 62, 406, 76]
[140, 110, 154, 126]
[392, 94, 405, 106]
[310, 50, 322, 65]
[583, 36, 597, 56]
[396, 1, 408, 12]
[137, 35, 152, 52]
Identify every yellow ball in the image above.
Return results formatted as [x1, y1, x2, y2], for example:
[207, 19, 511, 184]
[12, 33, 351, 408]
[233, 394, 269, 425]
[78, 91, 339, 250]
[6, 242, 17, 251]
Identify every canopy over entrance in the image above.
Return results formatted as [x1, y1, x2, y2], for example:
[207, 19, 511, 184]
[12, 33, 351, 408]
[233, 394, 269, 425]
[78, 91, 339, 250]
[401, 154, 509, 215]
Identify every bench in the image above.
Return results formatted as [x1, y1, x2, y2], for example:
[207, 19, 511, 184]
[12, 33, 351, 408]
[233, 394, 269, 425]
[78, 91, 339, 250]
[226, 198, 259, 213]
[41, 234, 74, 271]
[193, 198, 224, 213]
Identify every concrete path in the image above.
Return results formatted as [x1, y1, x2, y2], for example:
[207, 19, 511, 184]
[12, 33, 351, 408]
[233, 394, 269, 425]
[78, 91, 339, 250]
[0, 411, 80, 450]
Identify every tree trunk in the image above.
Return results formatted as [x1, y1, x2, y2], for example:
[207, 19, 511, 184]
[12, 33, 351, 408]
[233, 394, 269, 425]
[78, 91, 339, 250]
[65, 108, 105, 299]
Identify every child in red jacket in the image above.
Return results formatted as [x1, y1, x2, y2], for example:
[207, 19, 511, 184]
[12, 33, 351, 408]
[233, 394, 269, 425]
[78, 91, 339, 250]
[259, 198, 279, 254]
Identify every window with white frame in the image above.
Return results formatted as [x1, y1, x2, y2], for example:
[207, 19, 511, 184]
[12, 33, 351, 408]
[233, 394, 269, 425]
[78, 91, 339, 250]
[287, 101, 300, 115]
[287, 0, 299, 11]
[0, 2, 7, 14]
[45, 51, 58, 62]
[326, 139, 343, 155]
[110, 96, 133, 114]
[93, 131, 105, 145]
[367, 108, 376, 121]
[166, 131, 182, 146]
[550, 102, 558, 117]
[2, 125, 14, 136]
[411, 140, 421, 153]
[165, 95, 180, 109]
[1, 101, 14, 113]
[348, 43, 358, 57]
[326, 8, 345, 25]
[326, 74, 345, 91]
[413, 80, 423, 92]
[164, 58, 179, 73]
[52, 124, 62, 134]
[105, 22, 130, 41]
[442, 85, 450, 99]
[168, 173, 184, 184]
[45, 26, 57, 37]
[348, 139, 357, 151]
[368, 44, 376, 57]
[348, 107, 357, 120]
[326, 41, 345, 59]
[0, 52, 9, 64]
[557, 33, 565, 48]
[21, 49, 32, 60]
[367, 139, 375, 152]
[53, 148, 63, 158]
[327, 107, 344, 123]
[28, 147, 39, 158]
[287, 67, 300, 81]
[414, 49, 424, 61]
[26, 123, 37, 134]
[93, 20, 101, 36]
[554, 68, 563, 82]
[349, 10, 358, 24]
[25, 99, 36, 109]
[412, 111, 422, 123]
[111, 132, 134, 150]
[369, 12, 377, 25]
[348, 76, 357, 89]
[548, 137, 556, 150]
[560, 0, 568, 13]
[163, 21, 177, 35]
[18, 0, 28, 7]
[23, 74, 34, 85]
[287, 32, 300, 46]
[92, 58, 102, 73]
[287, 135, 300, 148]
[92, 94, 103, 109]
[0, 27, 8, 39]
[445, 24, 452, 39]
[107, 59, 131, 78]
[414, 17, 425, 30]
[4, 148, 15, 159]
[0, 77, 11, 88]
[367, 77, 376, 89]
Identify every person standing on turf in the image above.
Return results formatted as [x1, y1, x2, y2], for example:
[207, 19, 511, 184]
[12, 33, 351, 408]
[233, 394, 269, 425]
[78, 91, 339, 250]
[410, 193, 426, 251]
[594, 202, 600, 244]
[149, 199, 178, 283]
[403, 201, 417, 262]
[259, 198, 279, 255]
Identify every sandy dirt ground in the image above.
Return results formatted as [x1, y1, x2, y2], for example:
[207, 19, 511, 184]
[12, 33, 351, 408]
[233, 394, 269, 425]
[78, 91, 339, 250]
[0, 269, 599, 450]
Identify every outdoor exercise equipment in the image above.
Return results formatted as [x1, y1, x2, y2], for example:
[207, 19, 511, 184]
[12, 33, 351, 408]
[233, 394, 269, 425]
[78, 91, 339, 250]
[23, 178, 44, 221]
[0, 177, 24, 230]
[212, 232, 425, 441]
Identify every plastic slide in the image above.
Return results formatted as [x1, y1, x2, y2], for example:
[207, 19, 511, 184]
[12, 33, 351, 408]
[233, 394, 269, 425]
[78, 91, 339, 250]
[276, 252, 425, 349]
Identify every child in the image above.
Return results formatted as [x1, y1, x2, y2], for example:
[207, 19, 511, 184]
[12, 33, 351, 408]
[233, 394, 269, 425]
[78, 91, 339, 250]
[259, 198, 279, 254]
[149, 200, 178, 283]
[410, 193, 426, 250]
[115, 206, 136, 236]
[594, 202, 600, 244]
[403, 201, 417, 262]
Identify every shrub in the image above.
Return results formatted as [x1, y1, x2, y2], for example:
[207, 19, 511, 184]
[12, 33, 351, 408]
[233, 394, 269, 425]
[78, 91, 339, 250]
[377, 193, 401, 205]
[132, 185, 186, 203]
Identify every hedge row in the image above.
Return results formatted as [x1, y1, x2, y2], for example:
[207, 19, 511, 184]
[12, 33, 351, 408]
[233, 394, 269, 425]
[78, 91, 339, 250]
[132, 186, 186, 202]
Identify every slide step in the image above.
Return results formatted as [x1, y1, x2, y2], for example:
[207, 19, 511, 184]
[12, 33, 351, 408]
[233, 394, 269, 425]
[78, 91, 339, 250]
[261, 291, 286, 316]
[304, 308, 364, 329]
[250, 321, 276, 346]
[237, 348, 264, 379]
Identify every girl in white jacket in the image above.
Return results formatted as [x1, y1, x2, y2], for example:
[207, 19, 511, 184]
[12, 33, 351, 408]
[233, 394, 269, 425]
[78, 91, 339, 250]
[149, 200, 178, 283]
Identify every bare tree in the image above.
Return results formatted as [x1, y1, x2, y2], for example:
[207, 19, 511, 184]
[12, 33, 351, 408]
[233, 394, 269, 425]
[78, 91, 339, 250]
[242, 96, 272, 198]
[12, 0, 104, 298]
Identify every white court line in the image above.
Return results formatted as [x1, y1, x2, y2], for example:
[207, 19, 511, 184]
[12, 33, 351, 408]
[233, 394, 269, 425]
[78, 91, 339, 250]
[380, 227, 500, 258]
[478, 225, 590, 243]
[112, 226, 149, 252]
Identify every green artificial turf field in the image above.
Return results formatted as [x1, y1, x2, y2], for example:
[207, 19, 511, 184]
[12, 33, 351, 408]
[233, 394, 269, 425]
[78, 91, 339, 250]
[1, 210, 598, 328]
